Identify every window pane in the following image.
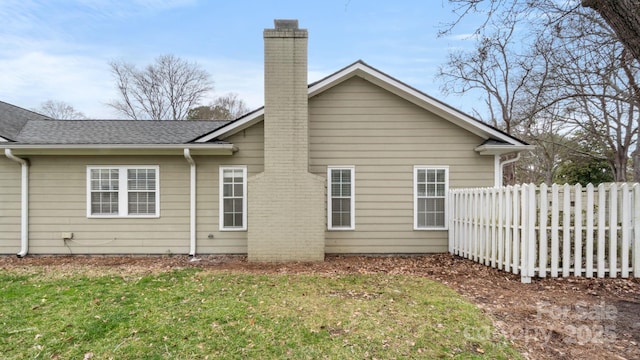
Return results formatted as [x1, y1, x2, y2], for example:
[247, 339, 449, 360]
[426, 169, 436, 182]
[417, 184, 426, 197]
[221, 168, 246, 229]
[128, 191, 155, 215]
[91, 168, 119, 191]
[415, 168, 446, 228]
[128, 169, 155, 191]
[329, 168, 353, 228]
[341, 183, 351, 197]
[224, 213, 234, 227]
[91, 192, 118, 215]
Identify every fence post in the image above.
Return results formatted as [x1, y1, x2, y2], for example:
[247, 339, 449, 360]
[634, 184, 640, 278]
[504, 186, 512, 273]
[520, 184, 528, 282]
[448, 190, 455, 254]
[520, 183, 536, 283]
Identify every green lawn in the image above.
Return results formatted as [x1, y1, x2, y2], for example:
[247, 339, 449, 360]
[0, 269, 521, 359]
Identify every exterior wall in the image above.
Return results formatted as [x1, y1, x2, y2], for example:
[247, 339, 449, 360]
[195, 122, 264, 254]
[26, 156, 191, 254]
[309, 76, 495, 254]
[0, 157, 21, 254]
[0, 122, 264, 256]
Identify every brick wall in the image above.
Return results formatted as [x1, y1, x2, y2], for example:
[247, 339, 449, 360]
[247, 20, 326, 261]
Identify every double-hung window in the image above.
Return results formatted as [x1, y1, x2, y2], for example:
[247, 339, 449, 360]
[219, 166, 247, 231]
[328, 166, 355, 230]
[87, 166, 159, 218]
[414, 166, 448, 229]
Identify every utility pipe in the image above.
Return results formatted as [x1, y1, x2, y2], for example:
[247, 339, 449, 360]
[5, 149, 29, 257]
[183, 149, 197, 256]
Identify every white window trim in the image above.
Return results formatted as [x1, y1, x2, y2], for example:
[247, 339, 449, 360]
[413, 166, 449, 230]
[86, 166, 160, 218]
[219, 166, 247, 231]
[327, 166, 355, 231]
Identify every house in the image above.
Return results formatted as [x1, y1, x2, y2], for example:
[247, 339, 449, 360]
[0, 20, 532, 261]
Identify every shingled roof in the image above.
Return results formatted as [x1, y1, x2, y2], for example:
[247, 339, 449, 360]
[12, 119, 230, 144]
[0, 101, 50, 140]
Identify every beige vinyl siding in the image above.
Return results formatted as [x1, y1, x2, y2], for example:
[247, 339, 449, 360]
[27, 156, 190, 254]
[194, 121, 264, 254]
[0, 157, 21, 254]
[309, 76, 495, 254]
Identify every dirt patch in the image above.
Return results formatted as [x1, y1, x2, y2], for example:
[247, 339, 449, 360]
[1, 254, 638, 359]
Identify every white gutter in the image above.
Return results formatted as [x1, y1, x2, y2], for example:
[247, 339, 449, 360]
[183, 149, 197, 257]
[498, 153, 521, 187]
[5, 149, 29, 257]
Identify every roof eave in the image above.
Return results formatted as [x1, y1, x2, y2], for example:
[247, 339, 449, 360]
[193, 108, 265, 142]
[474, 144, 535, 156]
[0, 143, 236, 156]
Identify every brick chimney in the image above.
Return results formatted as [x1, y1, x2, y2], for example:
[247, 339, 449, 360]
[247, 19, 325, 262]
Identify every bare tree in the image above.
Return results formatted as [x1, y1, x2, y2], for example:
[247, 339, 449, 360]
[445, 0, 640, 62]
[107, 54, 212, 120]
[35, 100, 87, 119]
[581, 0, 640, 62]
[187, 93, 250, 120]
[441, 0, 640, 183]
[544, 8, 640, 182]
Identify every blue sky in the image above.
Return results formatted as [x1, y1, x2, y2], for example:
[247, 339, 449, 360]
[0, 0, 482, 118]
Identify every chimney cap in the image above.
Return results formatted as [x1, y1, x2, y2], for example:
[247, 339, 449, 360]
[274, 19, 299, 30]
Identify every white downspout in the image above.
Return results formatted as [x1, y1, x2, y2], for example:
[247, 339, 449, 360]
[498, 152, 521, 187]
[183, 149, 197, 257]
[5, 149, 29, 257]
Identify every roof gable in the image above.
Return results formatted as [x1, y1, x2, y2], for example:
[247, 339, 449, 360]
[194, 61, 529, 150]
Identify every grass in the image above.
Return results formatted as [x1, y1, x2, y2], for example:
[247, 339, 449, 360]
[0, 269, 521, 359]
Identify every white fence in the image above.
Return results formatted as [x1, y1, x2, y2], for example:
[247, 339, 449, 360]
[449, 183, 640, 283]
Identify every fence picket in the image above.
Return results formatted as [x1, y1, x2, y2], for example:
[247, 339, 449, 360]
[610, 184, 618, 278]
[504, 187, 512, 273]
[490, 188, 497, 267]
[562, 183, 571, 277]
[585, 184, 594, 278]
[597, 184, 606, 278]
[497, 187, 504, 270]
[539, 183, 548, 278]
[513, 185, 520, 275]
[551, 184, 560, 277]
[574, 184, 583, 277]
[622, 184, 630, 278]
[523, 184, 536, 283]
[448, 182, 638, 283]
